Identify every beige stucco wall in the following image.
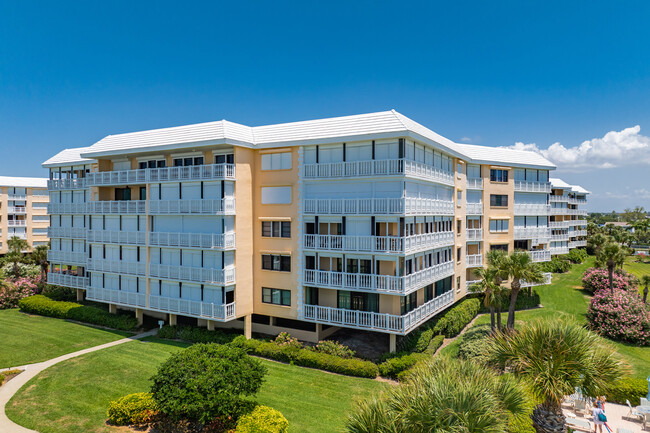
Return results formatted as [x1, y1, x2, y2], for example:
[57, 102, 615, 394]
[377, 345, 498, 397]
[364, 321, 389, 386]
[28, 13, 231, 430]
[0, 186, 49, 254]
[482, 165, 514, 254]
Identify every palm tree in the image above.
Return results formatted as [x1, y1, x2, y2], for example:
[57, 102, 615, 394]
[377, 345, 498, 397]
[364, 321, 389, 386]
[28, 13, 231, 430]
[488, 319, 626, 433]
[587, 232, 608, 257]
[486, 249, 509, 331]
[595, 241, 627, 292]
[641, 275, 650, 304]
[469, 266, 501, 332]
[346, 357, 528, 433]
[31, 244, 49, 282]
[500, 250, 545, 330]
[6, 236, 29, 277]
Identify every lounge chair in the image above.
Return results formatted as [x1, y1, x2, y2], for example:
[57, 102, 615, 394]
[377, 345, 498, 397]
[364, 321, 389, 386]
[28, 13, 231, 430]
[641, 397, 650, 407]
[645, 412, 650, 430]
[566, 417, 591, 432]
[625, 399, 643, 421]
[573, 399, 587, 416]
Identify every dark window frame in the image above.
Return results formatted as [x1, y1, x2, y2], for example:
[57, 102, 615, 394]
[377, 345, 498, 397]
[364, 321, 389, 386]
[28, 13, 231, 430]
[262, 287, 291, 306]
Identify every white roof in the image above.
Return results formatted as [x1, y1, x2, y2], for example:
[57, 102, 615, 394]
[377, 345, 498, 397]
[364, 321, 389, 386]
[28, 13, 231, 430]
[550, 177, 590, 194]
[0, 176, 48, 188]
[42, 147, 95, 168]
[46, 110, 556, 169]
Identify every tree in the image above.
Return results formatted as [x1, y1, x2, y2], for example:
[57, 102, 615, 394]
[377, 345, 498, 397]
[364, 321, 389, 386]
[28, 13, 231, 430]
[30, 244, 49, 282]
[595, 241, 627, 292]
[622, 206, 647, 223]
[346, 357, 529, 433]
[5, 236, 29, 277]
[150, 343, 266, 424]
[486, 249, 509, 331]
[469, 266, 501, 332]
[587, 233, 609, 257]
[500, 251, 545, 330]
[489, 319, 626, 433]
[641, 275, 650, 304]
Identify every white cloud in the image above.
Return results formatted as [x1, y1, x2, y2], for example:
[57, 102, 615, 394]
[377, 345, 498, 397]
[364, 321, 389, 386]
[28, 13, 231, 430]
[502, 125, 650, 170]
[460, 136, 472, 142]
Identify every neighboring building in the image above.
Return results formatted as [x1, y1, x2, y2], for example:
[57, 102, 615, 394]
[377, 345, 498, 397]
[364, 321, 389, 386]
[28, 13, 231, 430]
[549, 178, 590, 253]
[42, 111, 588, 350]
[0, 176, 49, 254]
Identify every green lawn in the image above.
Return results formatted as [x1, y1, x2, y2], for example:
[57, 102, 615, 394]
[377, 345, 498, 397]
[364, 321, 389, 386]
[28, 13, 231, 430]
[7, 338, 387, 433]
[440, 257, 650, 378]
[0, 309, 132, 368]
[624, 256, 650, 296]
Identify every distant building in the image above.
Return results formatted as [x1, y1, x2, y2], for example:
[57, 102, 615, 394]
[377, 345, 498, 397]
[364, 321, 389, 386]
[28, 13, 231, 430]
[0, 176, 49, 254]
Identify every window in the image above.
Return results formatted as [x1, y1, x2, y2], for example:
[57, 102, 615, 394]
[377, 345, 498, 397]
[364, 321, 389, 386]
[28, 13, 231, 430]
[490, 194, 508, 207]
[490, 244, 509, 252]
[489, 219, 509, 232]
[33, 228, 48, 235]
[400, 292, 418, 315]
[262, 287, 291, 306]
[33, 189, 48, 196]
[456, 219, 461, 234]
[262, 221, 291, 238]
[262, 254, 291, 272]
[215, 153, 234, 164]
[261, 186, 291, 204]
[457, 162, 463, 174]
[456, 247, 461, 262]
[261, 152, 292, 170]
[115, 188, 131, 201]
[172, 156, 203, 167]
[457, 190, 462, 201]
[305, 287, 319, 305]
[138, 159, 166, 169]
[33, 215, 49, 222]
[32, 202, 48, 208]
[490, 169, 508, 182]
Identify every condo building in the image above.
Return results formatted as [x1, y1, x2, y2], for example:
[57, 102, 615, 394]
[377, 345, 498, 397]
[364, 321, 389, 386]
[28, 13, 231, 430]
[0, 176, 49, 254]
[43, 111, 588, 350]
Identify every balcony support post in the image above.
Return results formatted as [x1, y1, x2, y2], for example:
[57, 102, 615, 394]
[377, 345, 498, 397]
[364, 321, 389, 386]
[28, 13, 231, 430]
[244, 314, 252, 339]
[169, 313, 177, 326]
[389, 333, 397, 353]
[109, 304, 117, 314]
[135, 308, 144, 326]
[207, 320, 215, 331]
[76, 288, 84, 302]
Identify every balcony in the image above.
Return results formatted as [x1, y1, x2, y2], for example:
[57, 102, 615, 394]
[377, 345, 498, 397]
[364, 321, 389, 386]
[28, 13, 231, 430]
[8, 206, 27, 214]
[7, 232, 27, 239]
[48, 178, 88, 190]
[87, 259, 146, 276]
[466, 202, 483, 215]
[302, 232, 454, 255]
[529, 249, 551, 262]
[514, 181, 551, 193]
[571, 219, 587, 226]
[550, 246, 570, 255]
[303, 159, 454, 186]
[549, 196, 587, 205]
[303, 198, 454, 216]
[514, 203, 551, 215]
[86, 287, 147, 308]
[550, 233, 569, 241]
[149, 264, 236, 285]
[514, 227, 550, 240]
[48, 227, 87, 239]
[149, 295, 236, 321]
[87, 230, 147, 246]
[149, 199, 236, 215]
[86, 163, 236, 186]
[302, 290, 454, 335]
[48, 203, 88, 214]
[7, 220, 26, 227]
[303, 261, 454, 295]
[466, 254, 483, 267]
[521, 272, 552, 288]
[550, 208, 588, 216]
[47, 250, 87, 265]
[86, 201, 145, 215]
[466, 228, 483, 241]
[549, 221, 571, 229]
[47, 273, 88, 289]
[466, 178, 483, 189]
[149, 232, 236, 250]
[8, 194, 27, 200]
[573, 230, 587, 237]
[569, 240, 587, 248]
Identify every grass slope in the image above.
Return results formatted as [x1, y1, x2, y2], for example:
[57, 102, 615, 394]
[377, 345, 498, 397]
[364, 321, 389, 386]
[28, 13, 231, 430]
[7, 338, 386, 433]
[0, 308, 131, 368]
[440, 257, 650, 378]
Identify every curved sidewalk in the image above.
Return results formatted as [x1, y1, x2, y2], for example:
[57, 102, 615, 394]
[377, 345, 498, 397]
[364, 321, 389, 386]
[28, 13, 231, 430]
[0, 329, 157, 433]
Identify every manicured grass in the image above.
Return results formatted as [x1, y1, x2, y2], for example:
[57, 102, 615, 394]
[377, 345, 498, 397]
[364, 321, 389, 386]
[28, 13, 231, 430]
[624, 256, 650, 296]
[7, 338, 387, 433]
[440, 257, 650, 378]
[0, 308, 131, 368]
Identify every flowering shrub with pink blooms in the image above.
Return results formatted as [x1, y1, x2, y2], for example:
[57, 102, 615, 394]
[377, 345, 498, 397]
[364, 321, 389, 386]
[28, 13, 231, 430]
[0, 276, 41, 309]
[582, 267, 638, 293]
[586, 289, 650, 345]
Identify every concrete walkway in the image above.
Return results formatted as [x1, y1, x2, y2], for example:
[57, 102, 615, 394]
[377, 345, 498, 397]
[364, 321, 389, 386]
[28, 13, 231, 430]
[0, 329, 157, 433]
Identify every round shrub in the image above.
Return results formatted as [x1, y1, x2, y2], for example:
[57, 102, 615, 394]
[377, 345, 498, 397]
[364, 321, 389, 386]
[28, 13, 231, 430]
[458, 324, 495, 366]
[586, 289, 650, 345]
[567, 248, 588, 264]
[236, 405, 289, 433]
[538, 256, 572, 273]
[107, 392, 158, 426]
[273, 332, 302, 349]
[310, 340, 355, 358]
[150, 343, 267, 423]
[582, 267, 638, 293]
[41, 284, 77, 302]
[0, 280, 37, 309]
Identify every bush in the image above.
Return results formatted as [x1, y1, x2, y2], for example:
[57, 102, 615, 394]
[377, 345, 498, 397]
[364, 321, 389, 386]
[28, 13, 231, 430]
[538, 256, 572, 273]
[433, 298, 481, 338]
[0, 374, 4, 384]
[605, 377, 648, 406]
[41, 284, 77, 302]
[0, 280, 37, 309]
[567, 248, 588, 264]
[582, 267, 638, 293]
[458, 324, 494, 366]
[18, 295, 138, 331]
[310, 340, 355, 359]
[379, 335, 444, 380]
[2, 263, 39, 279]
[151, 344, 266, 424]
[236, 405, 289, 433]
[273, 332, 302, 349]
[482, 289, 540, 313]
[157, 325, 240, 345]
[107, 392, 158, 426]
[586, 289, 650, 345]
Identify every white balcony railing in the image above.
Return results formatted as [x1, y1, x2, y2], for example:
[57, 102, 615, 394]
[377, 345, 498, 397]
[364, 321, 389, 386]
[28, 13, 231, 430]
[7, 220, 26, 227]
[47, 203, 88, 214]
[302, 232, 454, 255]
[48, 227, 87, 239]
[149, 232, 236, 250]
[7, 232, 27, 239]
[87, 259, 146, 276]
[149, 295, 236, 321]
[47, 273, 88, 289]
[550, 233, 569, 241]
[466, 178, 483, 189]
[86, 201, 145, 214]
[302, 290, 454, 335]
[466, 202, 483, 215]
[573, 230, 587, 237]
[303, 198, 454, 216]
[86, 163, 236, 186]
[47, 250, 88, 264]
[48, 178, 88, 190]
[550, 246, 570, 255]
[521, 272, 552, 288]
[569, 240, 587, 248]
[549, 221, 571, 229]
[466, 228, 483, 241]
[86, 288, 146, 308]
[7, 206, 27, 214]
[87, 230, 147, 245]
[571, 219, 587, 226]
[514, 226, 550, 240]
[549, 196, 588, 205]
[303, 159, 454, 186]
[149, 264, 236, 285]
[303, 261, 454, 295]
[528, 249, 551, 262]
[149, 199, 236, 215]
[514, 181, 551, 193]
[466, 280, 481, 292]
[466, 254, 483, 267]
[550, 208, 589, 216]
[514, 203, 551, 215]
[8, 194, 27, 200]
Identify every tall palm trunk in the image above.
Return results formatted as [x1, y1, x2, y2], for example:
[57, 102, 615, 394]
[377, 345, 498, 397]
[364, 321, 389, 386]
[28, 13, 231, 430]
[507, 281, 521, 330]
[496, 304, 502, 332]
[531, 404, 566, 433]
[607, 263, 615, 292]
[489, 306, 495, 332]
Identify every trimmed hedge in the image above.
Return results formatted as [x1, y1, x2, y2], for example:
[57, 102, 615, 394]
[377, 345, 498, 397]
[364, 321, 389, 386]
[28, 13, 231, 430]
[18, 295, 138, 331]
[480, 289, 540, 313]
[236, 405, 289, 433]
[432, 298, 481, 338]
[605, 377, 648, 406]
[157, 325, 240, 345]
[379, 335, 444, 380]
[41, 284, 77, 302]
[538, 256, 572, 273]
[107, 392, 158, 426]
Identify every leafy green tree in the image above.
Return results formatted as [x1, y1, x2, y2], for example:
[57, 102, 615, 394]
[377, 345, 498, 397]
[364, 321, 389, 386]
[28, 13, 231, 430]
[5, 236, 29, 277]
[469, 266, 501, 332]
[346, 357, 529, 433]
[587, 232, 609, 257]
[485, 249, 509, 331]
[31, 244, 49, 282]
[595, 242, 627, 292]
[489, 319, 626, 433]
[500, 251, 545, 330]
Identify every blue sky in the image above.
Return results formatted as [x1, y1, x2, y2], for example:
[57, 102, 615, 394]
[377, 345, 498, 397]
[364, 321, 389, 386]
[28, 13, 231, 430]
[1, 1, 649, 211]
